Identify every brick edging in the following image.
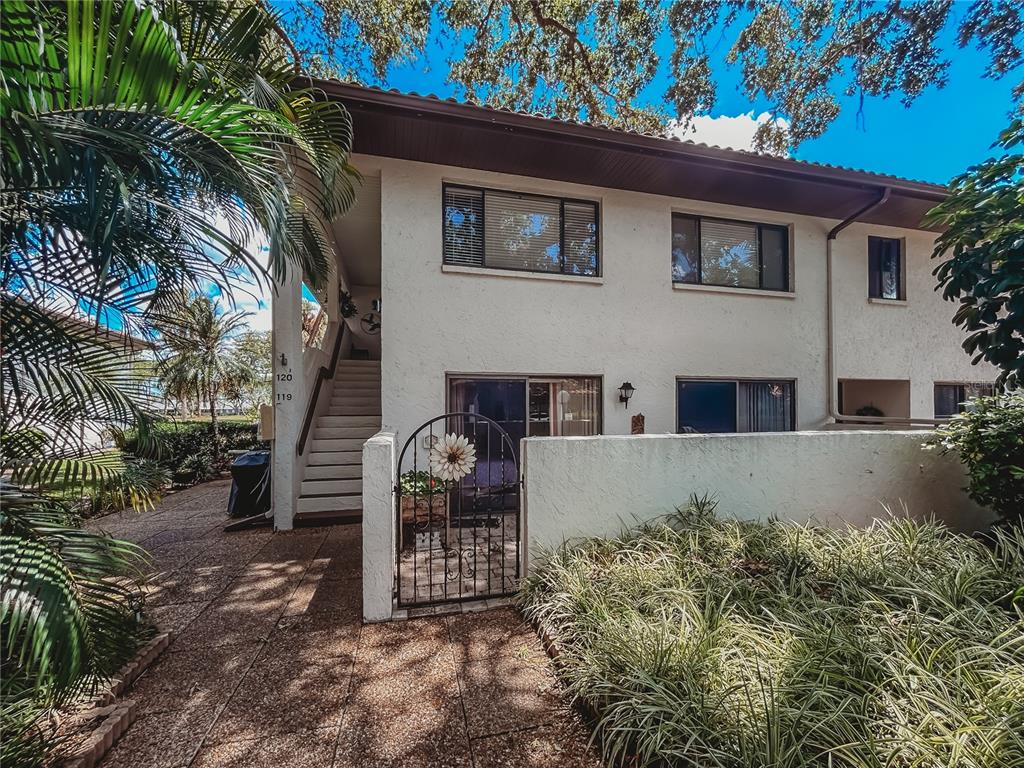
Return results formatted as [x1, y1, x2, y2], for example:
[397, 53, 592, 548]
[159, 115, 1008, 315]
[60, 700, 136, 768]
[59, 631, 173, 768]
[99, 631, 174, 705]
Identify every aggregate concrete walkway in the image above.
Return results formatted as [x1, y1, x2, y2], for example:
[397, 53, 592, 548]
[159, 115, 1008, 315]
[88, 479, 601, 768]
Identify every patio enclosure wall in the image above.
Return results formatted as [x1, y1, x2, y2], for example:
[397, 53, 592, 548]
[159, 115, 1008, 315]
[520, 431, 987, 570]
[362, 429, 986, 620]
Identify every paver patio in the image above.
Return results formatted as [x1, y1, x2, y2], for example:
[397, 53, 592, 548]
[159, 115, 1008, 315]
[87, 479, 601, 768]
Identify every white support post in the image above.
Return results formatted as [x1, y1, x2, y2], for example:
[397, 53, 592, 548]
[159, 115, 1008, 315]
[270, 262, 306, 531]
[362, 431, 396, 621]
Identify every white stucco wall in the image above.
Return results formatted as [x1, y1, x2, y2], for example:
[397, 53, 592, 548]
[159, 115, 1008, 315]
[270, 262, 307, 531]
[362, 431, 396, 621]
[521, 431, 988, 566]
[357, 153, 997, 447]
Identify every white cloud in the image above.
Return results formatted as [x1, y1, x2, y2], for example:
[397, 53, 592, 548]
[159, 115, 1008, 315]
[668, 112, 791, 156]
[233, 290, 272, 332]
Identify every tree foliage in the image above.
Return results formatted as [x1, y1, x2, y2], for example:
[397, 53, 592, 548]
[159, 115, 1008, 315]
[2, 0, 358, 494]
[155, 294, 255, 447]
[1, 2, 356, 762]
[928, 393, 1024, 523]
[1, 489, 150, 767]
[284, 0, 1024, 153]
[926, 118, 1024, 388]
[231, 330, 273, 411]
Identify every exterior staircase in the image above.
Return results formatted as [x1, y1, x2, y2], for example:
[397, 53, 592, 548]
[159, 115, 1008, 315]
[296, 359, 381, 523]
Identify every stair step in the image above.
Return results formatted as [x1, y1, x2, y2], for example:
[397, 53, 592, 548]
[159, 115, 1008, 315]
[332, 381, 379, 390]
[336, 359, 380, 366]
[295, 509, 362, 524]
[328, 406, 383, 416]
[313, 426, 378, 440]
[329, 396, 380, 407]
[333, 371, 380, 379]
[303, 464, 362, 480]
[297, 494, 362, 514]
[300, 478, 362, 496]
[317, 415, 381, 428]
[310, 438, 366, 452]
[308, 450, 362, 466]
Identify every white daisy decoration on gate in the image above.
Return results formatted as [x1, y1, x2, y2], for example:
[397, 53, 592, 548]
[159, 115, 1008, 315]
[429, 433, 477, 482]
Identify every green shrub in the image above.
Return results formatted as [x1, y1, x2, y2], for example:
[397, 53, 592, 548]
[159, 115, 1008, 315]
[927, 393, 1024, 523]
[122, 421, 266, 486]
[519, 498, 1024, 768]
[399, 470, 449, 496]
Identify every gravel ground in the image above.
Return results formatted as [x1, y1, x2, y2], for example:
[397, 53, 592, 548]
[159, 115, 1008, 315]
[89, 479, 601, 768]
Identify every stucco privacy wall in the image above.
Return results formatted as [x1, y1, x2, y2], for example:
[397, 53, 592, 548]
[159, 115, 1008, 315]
[364, 153, 997, 445]
[362, 431, 396, 621]
[521, 431, 988, 567]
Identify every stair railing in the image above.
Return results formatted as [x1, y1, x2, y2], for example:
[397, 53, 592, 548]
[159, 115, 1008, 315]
[296, 321, 346, 456]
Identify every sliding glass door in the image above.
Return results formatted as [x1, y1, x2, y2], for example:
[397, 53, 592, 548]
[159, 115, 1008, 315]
[449, 375, 601, 454]
[677, 378, 795, 433]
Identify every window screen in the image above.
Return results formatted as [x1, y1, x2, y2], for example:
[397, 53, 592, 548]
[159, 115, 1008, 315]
[760, 227, 789, 292]
[671, 214, 699, 284]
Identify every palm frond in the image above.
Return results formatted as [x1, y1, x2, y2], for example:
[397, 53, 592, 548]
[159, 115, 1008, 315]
[0, 492, 148, 706]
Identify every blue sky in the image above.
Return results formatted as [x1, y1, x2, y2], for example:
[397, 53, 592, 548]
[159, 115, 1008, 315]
[356, 11, 1017, 185]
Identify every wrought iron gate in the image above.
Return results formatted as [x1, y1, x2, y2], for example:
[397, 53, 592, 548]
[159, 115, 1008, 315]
[395, 413, 521, 608]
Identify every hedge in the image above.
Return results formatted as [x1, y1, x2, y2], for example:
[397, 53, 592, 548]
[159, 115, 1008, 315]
[123, 420, 267, 486]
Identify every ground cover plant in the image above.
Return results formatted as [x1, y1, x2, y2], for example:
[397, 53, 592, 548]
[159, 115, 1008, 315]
[519, 498, 1024, 768]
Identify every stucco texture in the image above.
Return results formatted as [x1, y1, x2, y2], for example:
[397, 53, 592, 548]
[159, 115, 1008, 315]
[356, 153, 996, 447]
[521, 431, 988, 568]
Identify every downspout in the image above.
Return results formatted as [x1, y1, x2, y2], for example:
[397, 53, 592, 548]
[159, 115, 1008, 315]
[826, 187, 943, 427]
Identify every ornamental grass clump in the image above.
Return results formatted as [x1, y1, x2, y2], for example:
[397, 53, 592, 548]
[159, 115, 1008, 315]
[519, 497, 1024, 768]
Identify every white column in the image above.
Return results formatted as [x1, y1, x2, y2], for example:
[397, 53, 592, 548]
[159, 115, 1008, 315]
[362, 431, 396, 621]
[270, 262, 306, 531]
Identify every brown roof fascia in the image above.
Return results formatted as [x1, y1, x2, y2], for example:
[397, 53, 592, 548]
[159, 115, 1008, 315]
[314, 79, 948, 206]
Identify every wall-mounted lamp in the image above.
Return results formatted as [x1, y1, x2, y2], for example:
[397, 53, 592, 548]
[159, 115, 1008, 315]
[618, 381, 636, 408]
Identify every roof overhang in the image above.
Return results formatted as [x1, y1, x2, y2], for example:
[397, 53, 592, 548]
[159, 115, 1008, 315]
[315, 80, 947, 232]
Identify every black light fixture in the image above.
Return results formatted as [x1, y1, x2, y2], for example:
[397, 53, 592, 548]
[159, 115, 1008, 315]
[618, 381, 636, 408]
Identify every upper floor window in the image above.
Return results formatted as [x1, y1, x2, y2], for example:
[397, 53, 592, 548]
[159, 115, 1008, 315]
[672, 214, 790, 292]
[442, 184, 599, 276]
[868, 237, 903, 300]
[934, 382, 996, 418]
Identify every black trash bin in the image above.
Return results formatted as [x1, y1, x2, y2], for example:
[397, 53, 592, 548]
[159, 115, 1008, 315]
[227, 450, 271, 518]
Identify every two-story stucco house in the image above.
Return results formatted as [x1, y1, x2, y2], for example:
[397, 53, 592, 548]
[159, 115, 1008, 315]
[267, 81, 997, 538]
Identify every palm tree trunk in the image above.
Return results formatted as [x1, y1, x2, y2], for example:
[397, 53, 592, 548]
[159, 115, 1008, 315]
[209, 383, 219, 456]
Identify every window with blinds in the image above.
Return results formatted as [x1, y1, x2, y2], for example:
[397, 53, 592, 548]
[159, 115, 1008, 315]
[671, 213, 789, 291]
[443, 184, 599, 276]
[868, 236, 902, 300]
[934, 382, 996, 418]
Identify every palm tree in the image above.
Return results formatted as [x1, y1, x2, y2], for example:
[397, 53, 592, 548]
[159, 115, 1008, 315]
[155, 295, 254, 449]
[2, 0, 357, 490]
[1, 2, 357, 761]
